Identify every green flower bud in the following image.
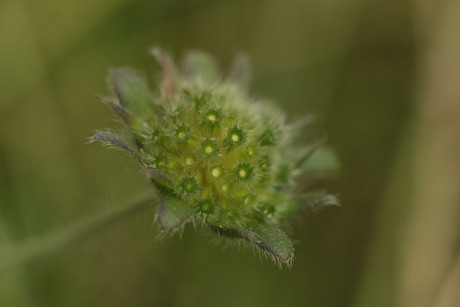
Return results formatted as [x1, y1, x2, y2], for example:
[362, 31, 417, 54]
[92, 48, 339, 267]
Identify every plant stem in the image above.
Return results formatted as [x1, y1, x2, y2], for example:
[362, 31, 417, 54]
[0, 197, 154, 274]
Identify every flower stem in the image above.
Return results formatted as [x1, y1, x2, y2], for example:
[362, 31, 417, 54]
[0, 197, 154, 274]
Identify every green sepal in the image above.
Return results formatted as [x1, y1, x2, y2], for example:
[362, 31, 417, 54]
[92, 131, 143, 164]
[147, 170, 174, 194]
[300, 193, 339, 210]
[277, 193, 339, 219]
[259, 129, 277, 146]
[156, 194, 194, 231]
[103, 98, 133, 124]
[208, 224, 244, 239]
[209, 221, 294, 265]
[109, 68, 156, 121]
[288, 193, 339, 216]
[299, 146, 339, 175]
[183, 51, 220, 84]
[275, 164, 291, 185]
[151, 47, 177, 99]
[227, 53, 250, 87]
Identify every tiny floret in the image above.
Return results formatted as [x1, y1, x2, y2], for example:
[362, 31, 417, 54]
[204, 109, 221, 125]
[228, 126, 246, 146]
[201, 140, 218, 157]
[152, 154, 168, 169]
[173, 125, 190, 141]
[180, 177, 198, 195]
[210, 165, 223, 178]
[184, 155, 195, 166]
[198, 199, 214, 215]
[236, 163, 253, 181]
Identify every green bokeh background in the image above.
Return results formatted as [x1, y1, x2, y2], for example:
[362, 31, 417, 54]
[1, 0, 459, 306]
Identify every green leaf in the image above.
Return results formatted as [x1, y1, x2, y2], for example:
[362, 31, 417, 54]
[109, 68, 156, 121]
[209, 221, 294, 265]
[156, 194, 194, 231]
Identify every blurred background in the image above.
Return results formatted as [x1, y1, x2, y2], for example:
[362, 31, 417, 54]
[1, 0, 459, 306]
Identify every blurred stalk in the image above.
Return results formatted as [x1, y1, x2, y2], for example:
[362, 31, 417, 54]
[0, 197, 153, 274]
[353, 1, 460, 306]
[0, 217, 32, 306]
[399, 0, 460, 306]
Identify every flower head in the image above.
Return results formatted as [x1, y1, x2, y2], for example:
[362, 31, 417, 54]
[92, 48, 338, 267]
